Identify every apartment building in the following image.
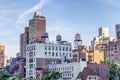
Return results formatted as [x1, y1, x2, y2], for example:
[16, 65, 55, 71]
[0, 44, 7, 68]
[26, 41, 72, 78]
[49, 61, 87, 80]
[29, 12, 46, 43]
[20, 27, 29, 58]
[88, 27, 114, 63]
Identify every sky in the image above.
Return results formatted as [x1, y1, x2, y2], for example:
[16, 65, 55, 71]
[1, 0, 120, 58]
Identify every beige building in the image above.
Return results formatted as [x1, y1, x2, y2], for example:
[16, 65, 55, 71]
[29, 12, 46, 43]
[73, 33, 88, 62]
[99, 27, 109, 37]
[73, 45, 89, 62]
[91, 27, 114, 51]
[88, 27, 113, 64]
[88, 49, 104, 64]
[0, 44, 7, 68]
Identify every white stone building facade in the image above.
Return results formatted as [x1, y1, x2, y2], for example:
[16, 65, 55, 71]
[26, 42, 72, 78]
[49, 61, 87, 80]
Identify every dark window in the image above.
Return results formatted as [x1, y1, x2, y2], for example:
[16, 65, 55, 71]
[49, 52, 51, 56]
[66, 53, 68, 56]
[29, 64, 33, 69]
[29, 58, 33, 63]
[56, 52, 58, 56]
[29, 70, 33, 75]
[45, 46, 47, 50]
[89, 77, 91, 79]
[52, 46, 54, 50]
[94, 77, 96, 79]
[45, 52, 47, 55]
[59, 47, 61, 51]
[70, 47, 71, 51]
[49, 46, 51, 50]
[52, 52, 54, 56]
[72, 67, 74, 71]
[69, 53, 71, 57]
[29, 52, 33, 57]
[63, 47, 65, 51]
[72, 73, 74, 77]
[66, 47, 68, 51]
[56, 47, 58, 50]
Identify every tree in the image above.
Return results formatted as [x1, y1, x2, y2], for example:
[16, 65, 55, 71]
[42, 71, 62, 80]
[42, 74, 51, 80]
[50, 71, 62, 80]
[101, 60, 120, 80]
[0, 70, 11, 80]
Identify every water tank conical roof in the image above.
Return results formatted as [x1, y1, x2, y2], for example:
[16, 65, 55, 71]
[75, 33, 81, 41]
[41, 32, 48, 38]
[56, 34, 62, 41]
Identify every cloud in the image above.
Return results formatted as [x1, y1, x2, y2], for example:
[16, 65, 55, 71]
[16, 0, 52, 31]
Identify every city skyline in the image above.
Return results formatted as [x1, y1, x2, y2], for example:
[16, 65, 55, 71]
[1, 0, 120, 57]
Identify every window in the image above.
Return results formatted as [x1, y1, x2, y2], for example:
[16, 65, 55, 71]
[29, 76, 33, 78]
[59, 47, 61, 51]
[56, 52, 58, 56]
[49, 52, 51, 56]
[72, 67, 74, 71]
[29, 70, 33, 75]
[49, 46, 51, 50]
[29, 64, 33, 69]
[66, 53, 68, 57]
[72, 73, 74, 77]
[29, 52, 33, 57]
[45, 52, 47, 56]
[29, 58, 33, 63]
[89, 77, 91, 79]
[60, 53, 61, 57]
[52, 46, 54, 50]
[63, 47, 65, 51]
[69, 53, 71, 57]
[94, 77, 96, 79]
[69, 47, 71, 51]
[56, 46, 58, 50]
[45, 46, 47, 50]
[52, 52, 54, 56]
[66, 47, 68, 51]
